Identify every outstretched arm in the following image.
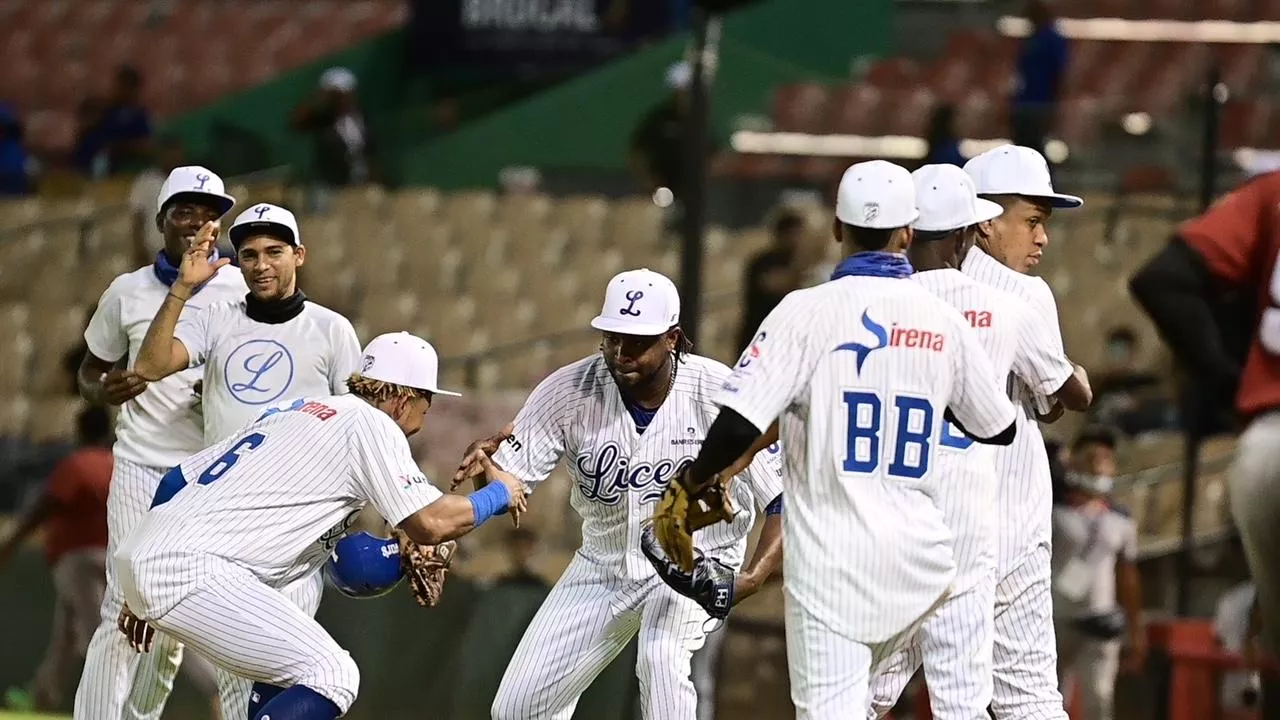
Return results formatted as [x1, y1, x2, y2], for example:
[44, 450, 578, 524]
[134, 221, 227, 381]
[734, 501, 783, 603]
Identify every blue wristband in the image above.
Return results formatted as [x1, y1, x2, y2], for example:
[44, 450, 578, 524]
[765, 494, 783, 516]
[468, 481, 512, 527]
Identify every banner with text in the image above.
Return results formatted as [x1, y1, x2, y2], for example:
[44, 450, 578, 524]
[409, 0, 681, 73]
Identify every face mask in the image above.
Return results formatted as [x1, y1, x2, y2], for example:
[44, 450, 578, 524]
[1107, 340, 1131, 361]
[1066, 471, 1113, 495]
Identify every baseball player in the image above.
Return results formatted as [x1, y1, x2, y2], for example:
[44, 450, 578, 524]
[1130, 169, 1280, 659]
[654, 160, 1020, 719]
[452, 268, 784, 720]
[865, 163, 1077, 719]
[1051, 426, 1143, 720]
[127, 204, 361, 716]
[962, 144, 1094, 718]
[74, 165, 247, 720]
[114, 332, 527, 720]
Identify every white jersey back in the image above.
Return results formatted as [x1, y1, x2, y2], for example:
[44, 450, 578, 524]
[716, 275, 1017, 643]
[117, 393, 440, 619]
[961, 247, 1075, 571]
[911, 268, 1025, 592]
[84, 265, 248, 468]
[174, 299, 362, 444]
[492, 353, 784, 579]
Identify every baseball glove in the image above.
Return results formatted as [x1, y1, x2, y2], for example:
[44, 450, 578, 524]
[641, 525, 736, 619]
[393, 529, 457, 608]
[651, 465, 735, 573]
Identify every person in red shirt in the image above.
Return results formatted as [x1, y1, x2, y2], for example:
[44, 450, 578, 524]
[1130, 170, 1280, 660]
[0, 405, 113, 711]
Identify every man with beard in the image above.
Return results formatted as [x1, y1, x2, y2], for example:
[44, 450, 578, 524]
[453, 268, 785, 720]
[128, 202, 361, 718]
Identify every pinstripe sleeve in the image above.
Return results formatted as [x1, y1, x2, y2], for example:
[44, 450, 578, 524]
[950, 317, 1018, 438]
[351, 411, 443, 526]
[1010, 287, 1074, 397]
[490, 368, 570, 490]
[739, 441, 785, 511]
[715, 293, 818, 433]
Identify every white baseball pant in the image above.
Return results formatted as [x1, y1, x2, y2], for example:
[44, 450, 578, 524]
[991, 542, 1068, 719]
[120, 557, 360, 714]
[787, 588, 947, 720]
[491, 554, 711, 720]
[866, 569, 998, 719]
[1230, 411, 1280, 656]
[216, 571, 326, 718]
[692, 622, 727, 720]
[1055, 620, 1120, 720]
[74, 458, 187, 720]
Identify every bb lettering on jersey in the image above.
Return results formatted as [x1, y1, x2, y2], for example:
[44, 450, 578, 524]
[574, 441, 693, 505]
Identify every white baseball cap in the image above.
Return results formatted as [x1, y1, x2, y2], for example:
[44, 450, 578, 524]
[835, 160, 919, 229]
[320, 67, 357, 92]
[228, 203, 302, 249]
[358, 332, 461, 397]
[590, 269, 681, 337]
[963, 145, 1083, 208]
[911, 164, 1004, 232]
[155, 165, 236, 217]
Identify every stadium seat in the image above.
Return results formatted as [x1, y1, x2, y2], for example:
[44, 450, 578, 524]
[772, 83, 831, 134]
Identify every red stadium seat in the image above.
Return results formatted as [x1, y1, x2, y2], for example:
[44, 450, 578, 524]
[824, 84, 884, 136]
[1218, 44, 1265, 96]
[23, 110, 76, 154]
[886, 86, 938, 138]
[954, 91, 997, 140]
[1218, 99, 1272, 148]
[772, 83, 831, 134]
[865, 58, 921, 91]
[1054, 97, 1102, 146]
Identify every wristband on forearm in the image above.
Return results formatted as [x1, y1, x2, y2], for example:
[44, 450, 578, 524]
[467, 481, 511, 527]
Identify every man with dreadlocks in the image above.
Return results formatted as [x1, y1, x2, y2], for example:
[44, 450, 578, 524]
[452, 268, 784, 720]
[115, 332, 528, 720]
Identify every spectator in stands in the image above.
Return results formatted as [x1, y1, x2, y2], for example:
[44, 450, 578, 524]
[127, 135, 188, 264]
[494, 528, 548, 590]
[1215, 576, 1264, 713]
[0, 103, 33, 196]
[72, 96, 109, 178]
[925, 105, 965, 168]
[630, 61, 695, 202]
[1090, 326, 1177, 437]
[1010, 0, 1068, 157]
[737, 209, 808, 353]
[291, 67, 376, 196]
[1052, 425, 1145, 720]
[0, 406, 112, 712]
[97, 65, 154, 175]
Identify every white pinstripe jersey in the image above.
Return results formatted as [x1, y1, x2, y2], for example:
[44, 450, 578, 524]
[961, 247, 1075, 571]
[174, 299, 362, 444]
[84, 265, 248, 468]
[117, 393, 439, 619]
[491, 353, 784, 580]
[717, 275, 1018, 643]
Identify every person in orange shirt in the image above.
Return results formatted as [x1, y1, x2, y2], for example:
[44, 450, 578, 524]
[0, 405, 113, 711]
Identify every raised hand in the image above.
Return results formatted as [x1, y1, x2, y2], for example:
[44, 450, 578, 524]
[477, 453, 527, 527]
[451, 422, 515, 490]
[177, 221, 230, 291]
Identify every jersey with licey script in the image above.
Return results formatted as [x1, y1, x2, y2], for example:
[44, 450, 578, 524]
[716, 276, 1018, 644]
[84, 265, 247, 469]
[491, 353, 785, 580]
[960, 246, 1075, 573]
[913, 267, 1076, 592]
[173, 298, 362, 444]
[117, 393, 440, 619]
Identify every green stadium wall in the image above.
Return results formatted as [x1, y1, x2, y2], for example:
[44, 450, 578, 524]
[163, 0, 892, 189]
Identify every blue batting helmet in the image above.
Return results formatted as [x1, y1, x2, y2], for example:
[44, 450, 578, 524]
[323, 531, 405, 599]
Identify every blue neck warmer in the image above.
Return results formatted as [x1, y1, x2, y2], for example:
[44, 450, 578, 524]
[829, 251, 915, 281]
[153, 248, 219, 289]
